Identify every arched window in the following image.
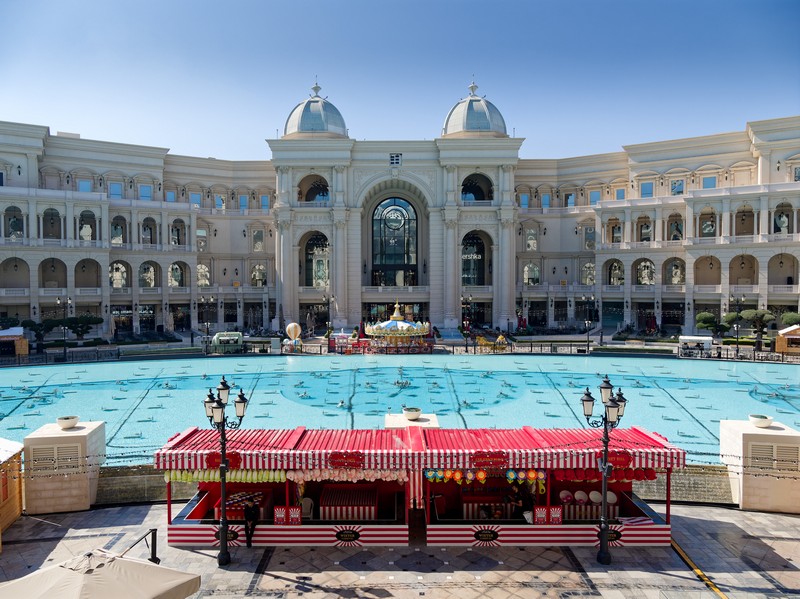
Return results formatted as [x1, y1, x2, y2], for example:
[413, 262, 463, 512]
[109, 262, 128, 288]
[461, 232, 485, 286]
[608, 260, 624, 285]
[371, 198, 418, 286]
[665, 258, 686, 285]
[636, 260, 655, 285]
[139, 262, 157, 287]
[304, 233, 330, 287]
[168, 262, 184, 287]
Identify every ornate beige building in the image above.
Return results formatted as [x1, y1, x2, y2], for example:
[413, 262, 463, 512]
[1, 84, 799, 339]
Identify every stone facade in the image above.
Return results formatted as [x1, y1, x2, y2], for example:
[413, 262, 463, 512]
[1, 88, 798, 336]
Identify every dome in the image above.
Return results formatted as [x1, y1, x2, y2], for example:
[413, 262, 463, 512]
[283, 83, 348, 139]
[442, 82, 507, 138]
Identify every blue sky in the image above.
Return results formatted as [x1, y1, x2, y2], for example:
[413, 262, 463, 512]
[2, 0, 798, 161]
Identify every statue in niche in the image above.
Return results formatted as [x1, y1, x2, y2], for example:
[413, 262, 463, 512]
[640, 222, 652, 242]
[80, 223, 93, 240]
[670, 262, 685, 285]
[701, 219, 715, 236]
[774, 212, 789, 234]
[111, 223, 124, 244]
[611, 225, 622, 243]
[669, 221, 683, 240]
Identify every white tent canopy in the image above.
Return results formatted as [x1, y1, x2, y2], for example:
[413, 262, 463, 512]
[0, 549, 200, 599]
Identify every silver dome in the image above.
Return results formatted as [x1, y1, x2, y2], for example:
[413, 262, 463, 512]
[442, 82, 507, 138]
[283, 83, 348, 139]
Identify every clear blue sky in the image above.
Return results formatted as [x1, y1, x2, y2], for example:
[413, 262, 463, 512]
[3, 0, 798, 161]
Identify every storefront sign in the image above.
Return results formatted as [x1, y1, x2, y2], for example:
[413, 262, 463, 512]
[214, 528, 239, 542]
[471, 450, 508, 469]
[598, 529, 622, 543]
[335, 529, 361, 543]
[205, 451, 242, 470]
[605, 451, 632, 468]
[329, 451, 365, 469]
[473, 529, 499, 543]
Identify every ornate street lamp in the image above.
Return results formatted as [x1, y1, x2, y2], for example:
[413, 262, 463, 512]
[730, 295, 745, 358]
[56, 296, 72, 362]
[582, 294, 595, 354]
[581, 375, 628, 565]
[322, 294, 334, 331]
[203, 376, 248, 566]
[200, 295, 214, 353]
[460, 294, 472, 352]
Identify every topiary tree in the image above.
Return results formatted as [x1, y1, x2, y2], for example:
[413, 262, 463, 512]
[695, 311, 729, 337]
[725, 309, 774, 351]
[21, 319, 59, 343]
[66, 314, 105, 340]
[0, 316, 20, 330]
[781, 312, 800, 327]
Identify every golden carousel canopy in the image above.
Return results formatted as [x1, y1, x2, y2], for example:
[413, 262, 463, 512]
[365, 302, 429, 338]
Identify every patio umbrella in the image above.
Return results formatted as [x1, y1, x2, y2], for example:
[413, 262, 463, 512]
[0, 549, 200, 599]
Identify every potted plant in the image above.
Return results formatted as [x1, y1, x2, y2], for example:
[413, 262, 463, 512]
[402, 407, 422, 421]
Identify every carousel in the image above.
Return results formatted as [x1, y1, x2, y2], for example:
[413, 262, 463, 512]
[362, 302, 432, 354]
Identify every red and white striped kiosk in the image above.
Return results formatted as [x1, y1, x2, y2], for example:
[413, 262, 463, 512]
[422, 426, 685, 547]
[156, 427, 425, 547]
[155, 425, 684, 548]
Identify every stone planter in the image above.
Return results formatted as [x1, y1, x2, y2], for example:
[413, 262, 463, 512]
[748, 414, 773, 428]
[57, 416, 79, 430]
[403, 407, 422, 421]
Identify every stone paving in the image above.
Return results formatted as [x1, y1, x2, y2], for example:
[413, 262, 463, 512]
[0, 502, 798, 598]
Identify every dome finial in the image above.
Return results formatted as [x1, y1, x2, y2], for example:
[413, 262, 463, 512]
[311, 78, 321, 97]
[468, 80, 478, 96]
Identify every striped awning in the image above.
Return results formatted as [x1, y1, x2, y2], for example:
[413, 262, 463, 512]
[154, 425, 685, 472]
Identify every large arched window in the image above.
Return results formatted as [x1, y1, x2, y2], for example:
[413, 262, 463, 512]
[304, 233, 330, 287]
[371, 198, 418, 286]
[461, 232, 486, 286]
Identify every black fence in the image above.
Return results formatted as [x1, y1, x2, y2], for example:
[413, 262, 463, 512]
[0, 348, 121, 368]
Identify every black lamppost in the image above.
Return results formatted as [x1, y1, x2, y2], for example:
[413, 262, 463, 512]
[203, 376, 248, 566]
[56, 296, 72, 361]
[200, 295, 214, 353]
[460, 294, 472, 352]
[322, 294, 334, 331]
[582, 294, 595, 353]
[730, 294, 745, 358]
[581, 375, 627, 565]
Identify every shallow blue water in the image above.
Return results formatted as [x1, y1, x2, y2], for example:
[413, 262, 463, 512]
[0, 354, 797, 466]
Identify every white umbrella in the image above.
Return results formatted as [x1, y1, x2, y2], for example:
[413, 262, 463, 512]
[0, 549, 200, 599]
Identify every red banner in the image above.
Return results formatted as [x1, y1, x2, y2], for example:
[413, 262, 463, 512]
[329, 451, 365, 469]
[205, 451, 242, 470]
[601, 450, 632, 468]
[471, 450, 508, 469]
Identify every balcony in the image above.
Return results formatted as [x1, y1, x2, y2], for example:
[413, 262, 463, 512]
[690, 237, 719, 245]
[694, 285, 721, 294]
[602, 285, 624, 293]
[139, 287, 162, 295]
[76, 287, 102, 296]
[768, 284, 799, 294]
[632, 284, 656, 293]
[0, 288, 30, 297]
[111, 287, 132, 296]
[39, 287, 66, 296]
[662, 284, 686, 294]
[730, 284, 758, 295]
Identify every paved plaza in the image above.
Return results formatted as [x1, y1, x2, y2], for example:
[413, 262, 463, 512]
[0, 502, 798, 598]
